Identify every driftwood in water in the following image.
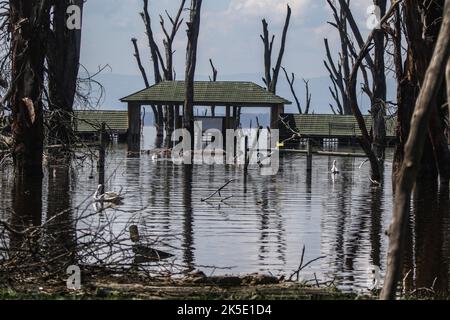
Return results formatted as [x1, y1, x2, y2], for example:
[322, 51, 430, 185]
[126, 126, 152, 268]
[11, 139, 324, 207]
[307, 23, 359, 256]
[201, 179, 234, 202]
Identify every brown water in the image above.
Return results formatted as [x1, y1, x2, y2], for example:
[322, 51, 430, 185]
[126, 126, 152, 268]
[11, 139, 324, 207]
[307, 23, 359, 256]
[1, 127, 449, 295]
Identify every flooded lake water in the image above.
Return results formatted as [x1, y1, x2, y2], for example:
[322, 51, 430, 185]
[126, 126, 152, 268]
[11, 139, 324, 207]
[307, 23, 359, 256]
[1, 126, 449, 295]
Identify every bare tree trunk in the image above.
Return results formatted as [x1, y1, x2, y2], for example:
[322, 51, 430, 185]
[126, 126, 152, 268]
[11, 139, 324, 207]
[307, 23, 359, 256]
[393, 0, 450, 186]
[282, 67, 302, 114]
[282, 67, 312, 115]
[209, 58, 217, 117]
[140, 0, 164, 136]
[347, 2, 401, 182]
[47, 0, 83, 152]
[10, 0, 50, 177]
[261, 5, 291, 94]
[381, 0, 450, 299]
[447, 58, 450, 117]
[131, 37, 159, 123]
[324, 0, 352, 115]
[371, 0, 387, 160]
[134, 0, 186, 142]
[184, 0, 202, 154]
[160, 0, 185, 146]
[392, 5, 417, 186]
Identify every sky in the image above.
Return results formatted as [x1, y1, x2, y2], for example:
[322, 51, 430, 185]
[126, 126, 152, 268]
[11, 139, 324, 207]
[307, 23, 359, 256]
[81, 0, 375, 78]
[80, 0, 376, 111]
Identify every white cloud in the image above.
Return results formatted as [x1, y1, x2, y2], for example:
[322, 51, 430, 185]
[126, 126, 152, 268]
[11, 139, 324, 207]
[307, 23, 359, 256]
[228, 0, 312, 20]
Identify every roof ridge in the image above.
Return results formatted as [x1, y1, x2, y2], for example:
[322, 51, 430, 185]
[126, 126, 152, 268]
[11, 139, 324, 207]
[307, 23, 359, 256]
[121, 80, 292, 105]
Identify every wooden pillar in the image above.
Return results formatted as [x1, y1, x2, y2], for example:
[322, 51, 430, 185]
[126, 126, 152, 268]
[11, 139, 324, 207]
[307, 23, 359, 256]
[128, 102, 141, 152]
[306, 138, 312, 172]
[224, 105, 231, 147]
[232, 106, 237, 129]
[270, 104, 284, 130]
[225, 105, 231, 129]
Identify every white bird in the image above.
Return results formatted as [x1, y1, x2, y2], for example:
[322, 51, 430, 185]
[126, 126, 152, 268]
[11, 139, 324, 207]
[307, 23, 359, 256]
[151, 153, 159, 161]
[93, 184, 123, 204]
[331, 160, 339, 174]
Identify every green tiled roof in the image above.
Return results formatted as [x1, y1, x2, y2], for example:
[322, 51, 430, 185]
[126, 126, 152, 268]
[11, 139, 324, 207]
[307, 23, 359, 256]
[280, 114, 396, 138]
[74, 110, 128, 133]
[121, 81, 291, 106]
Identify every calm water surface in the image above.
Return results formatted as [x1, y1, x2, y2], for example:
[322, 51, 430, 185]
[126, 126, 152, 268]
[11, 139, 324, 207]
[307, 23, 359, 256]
[1, 126, 449, 294]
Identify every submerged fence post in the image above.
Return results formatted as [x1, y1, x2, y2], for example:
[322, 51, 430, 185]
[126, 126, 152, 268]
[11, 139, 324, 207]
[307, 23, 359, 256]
[244, 136, 249, 173]
[98, 122, 106, 193]
[243, 136, 249, 194]
[306, 138, 312, 172]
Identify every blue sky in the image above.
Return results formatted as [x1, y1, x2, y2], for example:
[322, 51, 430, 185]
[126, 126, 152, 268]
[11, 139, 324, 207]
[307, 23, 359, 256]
[81, 0, 374, 78]
[80, 0, 376, 112]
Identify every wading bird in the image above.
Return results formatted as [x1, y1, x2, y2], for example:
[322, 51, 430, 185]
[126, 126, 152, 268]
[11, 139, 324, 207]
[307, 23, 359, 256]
[331, 160, 339, 174]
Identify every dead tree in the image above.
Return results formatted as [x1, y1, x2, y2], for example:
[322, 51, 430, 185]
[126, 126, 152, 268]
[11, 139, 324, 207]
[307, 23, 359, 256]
[261, 5, 291, 94]
[139, 0, 164, 136]
[324, 0, 351, 115]
[391, 0, 450, 185]
[209, 58, 217, 117]
[159, 0, 186, 141]
[381, 0, 450, 299]
[46, 0, 84, 152]
[0, 1, 11, 114]
[183, 0, 202, 154]
[371, 0, 387, 160]
[347, 2, 401, 183]
[131, 38, 159, 125]
[134, 0, 186, 140]
[447, 58, 450, 115]
[326, 0, 387, 159]
[10, 0, 52, 177]
[282, 67, 311, 114]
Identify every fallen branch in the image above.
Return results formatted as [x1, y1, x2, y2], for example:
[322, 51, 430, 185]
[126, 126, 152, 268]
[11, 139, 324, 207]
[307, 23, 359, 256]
[289, 245, 326, 282]
[201, 179, 235, 202]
